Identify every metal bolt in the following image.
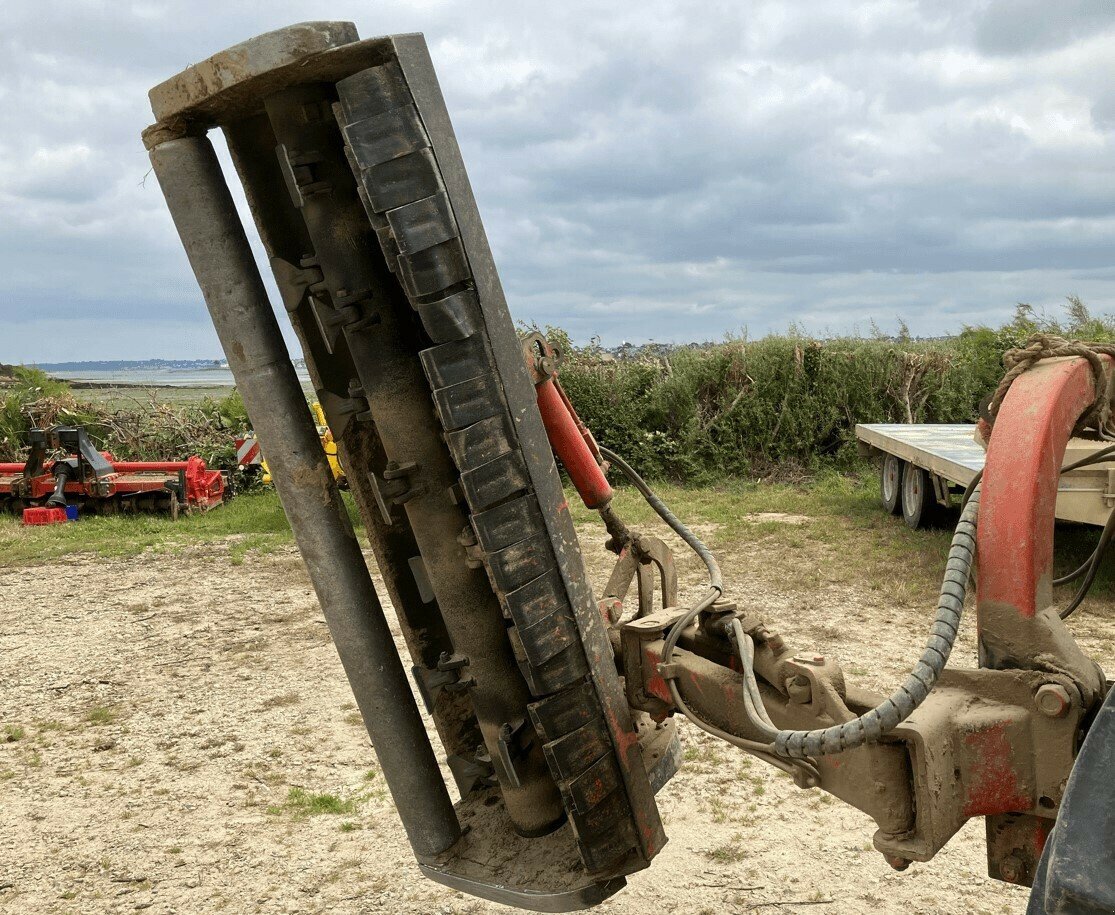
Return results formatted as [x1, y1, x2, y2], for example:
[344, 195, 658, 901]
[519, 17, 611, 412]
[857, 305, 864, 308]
[785, 675, 812, 704]
[884, 855, 911, 872]
[999, 854, 1025, 884]
[1035, 683, 1072, 718]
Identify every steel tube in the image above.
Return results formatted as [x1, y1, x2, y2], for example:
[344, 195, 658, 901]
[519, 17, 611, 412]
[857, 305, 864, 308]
[147, 133, 461, 858]
[104, 461, 190, 473]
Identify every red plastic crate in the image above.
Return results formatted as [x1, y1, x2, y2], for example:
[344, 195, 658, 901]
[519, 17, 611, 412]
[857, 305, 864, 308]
[22, 507, 68, 526]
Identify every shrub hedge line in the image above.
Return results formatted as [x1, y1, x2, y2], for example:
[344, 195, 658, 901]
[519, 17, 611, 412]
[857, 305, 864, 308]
[548, 300, 1115, 481]
[4, 300, 1110, 485]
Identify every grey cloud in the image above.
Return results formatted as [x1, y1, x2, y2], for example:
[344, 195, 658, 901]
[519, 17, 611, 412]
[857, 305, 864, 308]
[0, 0, 1113, 361]
[975, 0, 1115, 56]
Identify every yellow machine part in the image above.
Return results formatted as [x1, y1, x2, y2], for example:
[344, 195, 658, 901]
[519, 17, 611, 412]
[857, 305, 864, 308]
[259, 402, 344, 486]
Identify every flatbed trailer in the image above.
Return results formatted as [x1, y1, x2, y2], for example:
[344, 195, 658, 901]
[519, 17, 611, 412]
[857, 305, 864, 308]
[856, 422, 1115, 529]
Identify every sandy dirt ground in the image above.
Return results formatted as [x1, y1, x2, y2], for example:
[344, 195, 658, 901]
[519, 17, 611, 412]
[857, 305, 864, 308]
[3, 514, 1110, 915]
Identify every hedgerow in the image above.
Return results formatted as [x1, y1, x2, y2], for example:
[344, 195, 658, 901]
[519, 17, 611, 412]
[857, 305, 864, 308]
[550, 298, 1113, 481]
[2, 298, 1109, 483]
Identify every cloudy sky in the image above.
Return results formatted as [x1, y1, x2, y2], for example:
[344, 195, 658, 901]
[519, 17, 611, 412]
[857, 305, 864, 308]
[1, 1, 1113, 362]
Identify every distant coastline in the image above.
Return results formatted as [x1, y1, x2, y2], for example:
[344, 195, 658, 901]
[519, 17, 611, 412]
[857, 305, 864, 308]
[27, 358, 309, 388]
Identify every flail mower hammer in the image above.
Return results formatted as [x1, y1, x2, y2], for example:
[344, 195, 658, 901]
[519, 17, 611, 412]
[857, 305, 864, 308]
[145, 22, 1114, 913]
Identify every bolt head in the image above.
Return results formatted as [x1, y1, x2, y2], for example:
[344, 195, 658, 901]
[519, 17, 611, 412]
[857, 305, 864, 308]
[884, 855, 911, 872]
[999, 854, 1025, 884]
[1035, 683, 1072, 718]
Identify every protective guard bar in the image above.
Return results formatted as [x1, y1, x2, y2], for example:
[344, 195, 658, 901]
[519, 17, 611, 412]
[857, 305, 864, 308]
[147, 134, 460, 859]
[144, 22, 666, 911]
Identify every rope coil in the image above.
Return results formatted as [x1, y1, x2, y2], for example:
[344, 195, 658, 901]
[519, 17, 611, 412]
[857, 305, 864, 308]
[989, 333, 1115, 437]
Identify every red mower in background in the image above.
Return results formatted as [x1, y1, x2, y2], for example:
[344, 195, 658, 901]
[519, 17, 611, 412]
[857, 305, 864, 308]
[0, 425, 227, 521]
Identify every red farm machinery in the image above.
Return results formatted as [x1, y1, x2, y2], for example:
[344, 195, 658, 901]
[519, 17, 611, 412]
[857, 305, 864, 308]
[143, 22, 1114, 914]
[1, 425, 226, 519]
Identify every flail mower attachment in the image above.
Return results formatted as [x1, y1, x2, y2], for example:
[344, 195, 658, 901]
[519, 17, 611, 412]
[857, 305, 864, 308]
[144, 22, 670, 910]
[146, 21, 1114, 915]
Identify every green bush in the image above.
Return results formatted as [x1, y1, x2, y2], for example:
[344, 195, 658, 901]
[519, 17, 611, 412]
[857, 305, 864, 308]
[0, 371, 253, 474]
[3, 297, 1107, 486]
[552, 298, 1114, 481]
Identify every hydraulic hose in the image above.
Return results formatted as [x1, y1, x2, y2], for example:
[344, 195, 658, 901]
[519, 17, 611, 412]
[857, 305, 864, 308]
[598, 446, 722, 593]
[599, 443, 980, 765]
[773, 485, 981, 758]
[598, 445, 820, 783]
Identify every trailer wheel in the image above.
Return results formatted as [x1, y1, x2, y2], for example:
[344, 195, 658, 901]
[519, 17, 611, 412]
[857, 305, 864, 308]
[901, 465, 937, 530]
[880, 454, 903, 515]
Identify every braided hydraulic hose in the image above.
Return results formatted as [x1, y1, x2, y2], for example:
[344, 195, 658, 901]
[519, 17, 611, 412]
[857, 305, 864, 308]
[599, 442, 981, 764]
[773, 486, 981, 758]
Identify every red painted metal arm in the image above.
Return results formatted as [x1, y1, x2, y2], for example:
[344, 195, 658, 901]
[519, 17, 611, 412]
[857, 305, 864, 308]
[977, 355, 1107, 697]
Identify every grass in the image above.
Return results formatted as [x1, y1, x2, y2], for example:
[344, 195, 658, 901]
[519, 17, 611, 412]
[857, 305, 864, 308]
[0, 490, 363, 568]
[569, 466, 1115, 610]
[2, 462, 1112, 616]
[704, 832, 747, 863]
[266, 787, 358, 818]
[85, 706, 116, 726]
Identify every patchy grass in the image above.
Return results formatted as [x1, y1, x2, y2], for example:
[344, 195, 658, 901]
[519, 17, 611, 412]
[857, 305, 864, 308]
[569, 467, 1115, 612]
[4, 464, 1113, 617]
[85, 706, 116, 726]
[0, 489, 364, 568]
[4, 724, 25, 742]
[703, 832, 748, 863]
[266, 787, 358, 818]
[259, 692, 300, 711]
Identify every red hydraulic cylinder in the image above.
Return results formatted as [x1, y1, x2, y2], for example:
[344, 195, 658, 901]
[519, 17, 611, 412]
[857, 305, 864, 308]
[535, 376, 614, 509]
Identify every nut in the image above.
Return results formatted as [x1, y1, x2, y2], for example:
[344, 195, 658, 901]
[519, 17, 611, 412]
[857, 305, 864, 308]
[598, 598, 623, 624]
[1035, 683, 1072, 718]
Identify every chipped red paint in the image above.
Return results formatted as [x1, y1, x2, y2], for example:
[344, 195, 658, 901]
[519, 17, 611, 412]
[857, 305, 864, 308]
[602, 702, 664, 855]
[978, 356, 1107, 620]
[640, 644, 672, 704]
[962, 723, 1031, 817]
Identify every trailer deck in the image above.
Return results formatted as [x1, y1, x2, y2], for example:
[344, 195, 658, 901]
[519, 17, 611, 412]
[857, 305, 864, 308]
[856, 422, 1115, 527]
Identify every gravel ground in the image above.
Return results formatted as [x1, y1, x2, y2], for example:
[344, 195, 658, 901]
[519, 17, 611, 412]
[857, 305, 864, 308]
[3, 510, 1107, 915]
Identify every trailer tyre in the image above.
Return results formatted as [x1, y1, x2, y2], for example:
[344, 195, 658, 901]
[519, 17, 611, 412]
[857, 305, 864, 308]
[901, 465, 938, 530]
[880, 454, 903, 515]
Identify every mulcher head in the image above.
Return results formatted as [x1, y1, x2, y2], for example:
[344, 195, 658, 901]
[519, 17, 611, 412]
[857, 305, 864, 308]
[145, 22, 674, 911]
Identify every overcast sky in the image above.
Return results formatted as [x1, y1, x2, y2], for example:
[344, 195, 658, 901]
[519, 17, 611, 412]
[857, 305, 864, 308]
[1, 1, 1113, 362]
